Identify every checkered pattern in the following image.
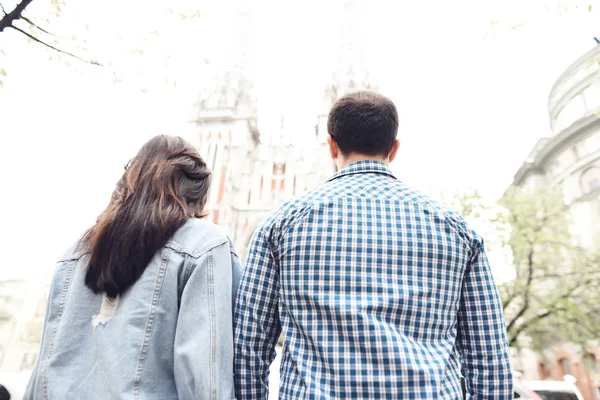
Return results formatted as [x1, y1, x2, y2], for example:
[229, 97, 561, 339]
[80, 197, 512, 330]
[234, 160, 512, 399]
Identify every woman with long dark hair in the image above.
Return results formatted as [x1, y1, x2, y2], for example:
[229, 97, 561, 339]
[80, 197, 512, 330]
[24, 135, 241, 399]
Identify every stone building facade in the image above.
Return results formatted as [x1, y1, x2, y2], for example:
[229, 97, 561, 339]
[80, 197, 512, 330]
[511, 43, 600, 400]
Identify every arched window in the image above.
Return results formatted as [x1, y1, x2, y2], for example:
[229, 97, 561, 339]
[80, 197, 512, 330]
[538, 361, 552, 379]
[584, 353, 599, 373]
[579, 165, 600, 193]
[559, 357, 573, 376]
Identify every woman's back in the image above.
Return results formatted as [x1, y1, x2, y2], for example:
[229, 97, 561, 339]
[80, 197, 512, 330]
[25, 218, 241, 400]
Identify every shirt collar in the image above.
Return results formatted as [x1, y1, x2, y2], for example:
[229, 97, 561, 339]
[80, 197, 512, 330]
[327, 160, 397, 182]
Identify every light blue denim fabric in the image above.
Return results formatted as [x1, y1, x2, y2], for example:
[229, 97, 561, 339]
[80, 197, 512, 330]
[24, 218, 241, 400]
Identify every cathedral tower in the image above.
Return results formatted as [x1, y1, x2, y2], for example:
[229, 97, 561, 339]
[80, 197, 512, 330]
[191, 0, 259, 244]
[314, 0, 378, 185]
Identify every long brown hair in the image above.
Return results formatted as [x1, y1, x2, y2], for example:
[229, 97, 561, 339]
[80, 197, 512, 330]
[84, 135, 211, 297]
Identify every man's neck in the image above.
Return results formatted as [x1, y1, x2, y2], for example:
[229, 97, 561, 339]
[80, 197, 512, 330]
[337, 154, 387, 171]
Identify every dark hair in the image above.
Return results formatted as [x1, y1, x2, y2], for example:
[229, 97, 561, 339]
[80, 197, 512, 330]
[84, 135, 211, 298]
[0, 383, 10, 400]
[327, 91, 399, 157]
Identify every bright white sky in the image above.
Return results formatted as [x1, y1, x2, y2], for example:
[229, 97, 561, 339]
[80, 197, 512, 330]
[0, 0, 599, 282]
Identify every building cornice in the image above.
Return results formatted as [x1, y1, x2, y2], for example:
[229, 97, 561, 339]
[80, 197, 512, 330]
[537, 114, 600, 166]
[512, 162, 543, 187]
[511, 115, 600, 187]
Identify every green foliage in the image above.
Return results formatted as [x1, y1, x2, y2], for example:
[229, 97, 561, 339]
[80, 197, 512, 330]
[442, 188, 485, 218]
[485, 2, 596, 39]
[499, 187, 600, 348]
[448, 187, 600, 350]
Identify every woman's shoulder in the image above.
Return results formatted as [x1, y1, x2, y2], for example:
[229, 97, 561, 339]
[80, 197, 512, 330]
[57, 237, 90, 263]
[166, 218, 231, 258]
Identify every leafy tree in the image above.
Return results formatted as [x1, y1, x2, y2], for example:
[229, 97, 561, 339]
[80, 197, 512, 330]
[500, 187, 600, 349]
[446, 187, 600, 349]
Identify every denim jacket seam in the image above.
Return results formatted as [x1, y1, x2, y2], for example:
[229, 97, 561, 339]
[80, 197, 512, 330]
[230, 249, 241, 262]
[42, 261, 75, 400]
[181, 254, 196, 292]
[133, 247, 171, 399]
[57, 251, 89, 263]
[207, 249, 217, 400]
[165, 238, 228, 259]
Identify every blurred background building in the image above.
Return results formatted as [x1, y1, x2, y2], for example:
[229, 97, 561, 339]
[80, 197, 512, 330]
[512, 44, 600, 246]
[190, 0, 375, 259]
[511, 43, 600, 400]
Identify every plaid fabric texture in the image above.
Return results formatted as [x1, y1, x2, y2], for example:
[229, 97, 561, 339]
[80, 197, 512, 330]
[234, 160, 512, 399]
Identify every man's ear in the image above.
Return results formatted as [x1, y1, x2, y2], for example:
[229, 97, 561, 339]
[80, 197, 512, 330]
[327, 135, 339, 160]
[387, 139, 400, 163]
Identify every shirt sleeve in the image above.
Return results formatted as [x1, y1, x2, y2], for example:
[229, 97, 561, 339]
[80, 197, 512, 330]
[456, 238, 513, 399]
[234, 226, 282, 400]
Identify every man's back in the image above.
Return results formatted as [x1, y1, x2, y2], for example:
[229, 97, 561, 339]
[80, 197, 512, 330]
[234, 91, 512, 399]
[234, 161, 512, 399]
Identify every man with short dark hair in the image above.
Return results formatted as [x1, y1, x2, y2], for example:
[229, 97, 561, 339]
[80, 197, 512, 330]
[234, 91, 512, 399]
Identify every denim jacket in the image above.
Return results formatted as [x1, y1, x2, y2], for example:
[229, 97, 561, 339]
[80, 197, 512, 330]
[24, 218, 242, 400]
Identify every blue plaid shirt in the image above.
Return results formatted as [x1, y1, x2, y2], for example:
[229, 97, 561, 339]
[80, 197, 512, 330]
[234, 160, 512, 399]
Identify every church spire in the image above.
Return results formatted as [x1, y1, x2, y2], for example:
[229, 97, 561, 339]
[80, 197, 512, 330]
[197, 0, 256, 121]
[321, 0, 377, 112]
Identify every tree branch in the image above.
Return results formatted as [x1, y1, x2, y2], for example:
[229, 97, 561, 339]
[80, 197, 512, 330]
[0, 3, 6, 15]
[9, 26, 102, 66]
[509, 274, 597, 345]
[509, 309, 555, 347]
[506, 249, 535, 333]
[502, 286, 518, 312]
[0, 0, 34, 32]
[21, 15, 58, 37]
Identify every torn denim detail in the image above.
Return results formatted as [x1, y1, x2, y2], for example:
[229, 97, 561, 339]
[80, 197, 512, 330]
[92, 294, 119, 328]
